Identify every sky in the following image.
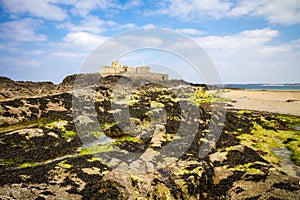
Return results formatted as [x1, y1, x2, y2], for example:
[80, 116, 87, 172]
[0, 0, 300, 84]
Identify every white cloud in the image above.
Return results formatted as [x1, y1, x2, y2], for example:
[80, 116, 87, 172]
[58, 15, 114, 34]
[1, 57, 41, 68]
[70, 0, 110, 16]
[258, 0, 300, 24]
[229, 0, 300, 24]
[229, 1, 258, 17]
[62, 31, 108, 51]
[290, 38, 300, 49]
[151, 0, 300, 24]
[70, 0, 141, 16]
[152, 0, 232, 20]
[0, 18, 47, 41]
[193, 28, 300, 83]
[58, 15, 137, 34]
[24, 60, 41, 68]
[51, 52, 80, 57]
[197, 28, 279, 52]
[176, 28, 205, 35]
[48, 0, 77, 4]
[116, 23, 136, 30]
[116, 35, 164, 47]
[32, 50, 47, 55]
[142, 24, 156, 28]
[1, 0, 68, 21]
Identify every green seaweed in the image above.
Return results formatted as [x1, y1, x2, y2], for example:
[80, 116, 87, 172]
[188, 87, 228, 106]
[190, 88, 212, 105]
[285, 137, 300, 166]
[277, 115, 300, 128]
[153, 182, 174, 200]
[87, 157, 102, 162]
[62, 131, 77, 139]
[224, 163, 264, 174]
[45, 120, 67, 131]
[150, 101, 165, 108]
[0, 118, 59, 134]
[79, 143, 114, 156]
[173, 116, 180, 121]
[57, 161, 72, 169]
[236, 110, 252, 115]
[128, 99, 139, 106]
[114, 135, 140, 143]
[100, 122, 118, 129]
[238, 121, 300, 166]
[91, 131, 104, 138]
[19, 162, 39, 169]
[0, 158, 15, 166]
[158, 94, 179, 103]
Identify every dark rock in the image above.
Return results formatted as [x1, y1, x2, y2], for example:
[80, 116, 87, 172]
[0, 74, 299, 199]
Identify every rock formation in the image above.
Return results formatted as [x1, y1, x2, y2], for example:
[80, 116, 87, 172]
[0, 74, 299, 199]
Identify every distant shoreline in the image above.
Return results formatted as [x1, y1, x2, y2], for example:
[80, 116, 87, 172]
[222, 84, 300, 91]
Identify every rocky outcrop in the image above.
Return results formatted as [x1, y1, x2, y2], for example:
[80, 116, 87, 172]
[0, 75, 299, 199]
[0, 76, 56, 100]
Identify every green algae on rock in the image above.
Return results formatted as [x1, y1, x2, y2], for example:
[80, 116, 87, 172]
[0, 75, 299, 199]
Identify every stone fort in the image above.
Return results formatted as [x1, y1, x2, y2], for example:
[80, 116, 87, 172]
[101, 61, 168, 81]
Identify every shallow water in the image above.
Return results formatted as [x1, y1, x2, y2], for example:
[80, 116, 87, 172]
[11, 135, 115, 171]
[223, 84, 300, 90]
[291, 124, 300, 131]
[272, 147, 300, 177]
[81, 134, 114, 148]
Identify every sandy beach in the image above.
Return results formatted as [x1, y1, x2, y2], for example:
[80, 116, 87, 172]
[224, 89, 300, 116]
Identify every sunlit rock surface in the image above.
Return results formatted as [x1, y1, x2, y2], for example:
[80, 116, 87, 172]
[0, 75, 299, 199]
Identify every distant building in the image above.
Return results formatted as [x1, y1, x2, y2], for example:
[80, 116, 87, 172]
[101, 60, 168, 81]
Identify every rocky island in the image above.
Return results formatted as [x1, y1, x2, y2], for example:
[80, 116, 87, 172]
[0, 71, 299, 199]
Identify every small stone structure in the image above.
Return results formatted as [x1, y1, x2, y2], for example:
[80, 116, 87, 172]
[101, 61, 168, 81]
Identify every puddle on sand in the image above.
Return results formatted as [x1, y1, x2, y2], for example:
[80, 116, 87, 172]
[272, 147, 300, 177]
[81, 135, 114, 148]
[291, 124, 300, 131]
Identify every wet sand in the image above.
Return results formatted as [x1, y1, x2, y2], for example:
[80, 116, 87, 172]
[224, 89, 300, 116]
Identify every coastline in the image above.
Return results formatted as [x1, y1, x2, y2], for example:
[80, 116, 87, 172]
[224, 89, 300, 116]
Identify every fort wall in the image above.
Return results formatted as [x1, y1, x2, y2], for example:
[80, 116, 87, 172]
[130, 73, 168, 81]
[125, 67, 136, 73]
[136, 66, 150, 73]
[101, 61, 168, 81]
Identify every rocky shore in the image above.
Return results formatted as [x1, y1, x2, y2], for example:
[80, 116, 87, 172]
[0, 75, 299, 199]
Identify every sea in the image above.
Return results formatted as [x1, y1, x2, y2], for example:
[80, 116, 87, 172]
[222, 84, 300, 91]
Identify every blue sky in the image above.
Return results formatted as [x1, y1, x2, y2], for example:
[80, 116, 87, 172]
[0, 0, 299, 84]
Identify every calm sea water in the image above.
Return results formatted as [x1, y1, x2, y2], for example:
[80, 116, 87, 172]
[223, 84, 300, 91]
